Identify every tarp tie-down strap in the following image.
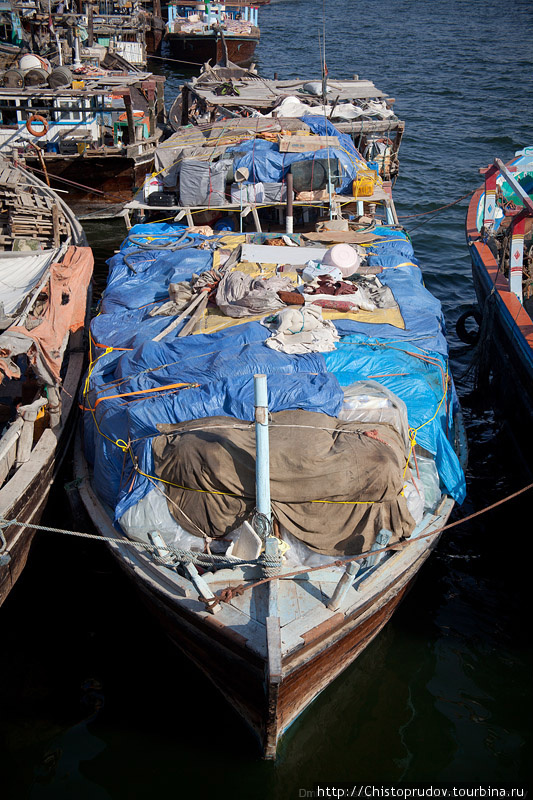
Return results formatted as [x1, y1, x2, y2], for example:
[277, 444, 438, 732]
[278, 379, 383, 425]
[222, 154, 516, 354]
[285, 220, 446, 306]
[92, 382, 201, 410]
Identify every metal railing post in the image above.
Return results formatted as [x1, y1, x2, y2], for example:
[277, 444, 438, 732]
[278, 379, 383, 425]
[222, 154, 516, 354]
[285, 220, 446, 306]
[253, 374, 281, 577]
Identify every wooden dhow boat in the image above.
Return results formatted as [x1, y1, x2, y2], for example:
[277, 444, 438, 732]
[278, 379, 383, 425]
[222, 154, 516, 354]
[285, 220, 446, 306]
[0, 64, 166, 219]
[169, 60, 404, 181]
[125, 109, 400, 232]
[465, 146, 533, 449]
[74, 171, 466, 755]
[0, 158, 93, 606]
[164, 0, 268, 68]
[53, 1, 166, 69]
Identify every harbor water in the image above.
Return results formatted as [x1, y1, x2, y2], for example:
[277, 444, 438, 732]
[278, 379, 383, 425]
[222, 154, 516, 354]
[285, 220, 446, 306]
[1, 0, 532, 796]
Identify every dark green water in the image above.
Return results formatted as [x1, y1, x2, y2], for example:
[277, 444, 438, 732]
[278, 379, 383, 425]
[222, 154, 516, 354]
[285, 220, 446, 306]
[1, 1, 533, 796]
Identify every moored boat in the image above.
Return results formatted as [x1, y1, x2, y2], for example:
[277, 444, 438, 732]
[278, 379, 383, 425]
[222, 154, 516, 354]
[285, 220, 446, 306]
[0, 62, 166, 219]
[465, 147, 533, 450]
[169, 61, 404, 181]
[0, 157, 93, 606]
[126, 110, 399, 231]
[73, 158, 466, 755]
[163, 0, 267, 68]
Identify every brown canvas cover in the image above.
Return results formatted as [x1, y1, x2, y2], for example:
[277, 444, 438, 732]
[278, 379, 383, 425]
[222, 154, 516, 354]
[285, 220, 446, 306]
[152, 410, 415, 555]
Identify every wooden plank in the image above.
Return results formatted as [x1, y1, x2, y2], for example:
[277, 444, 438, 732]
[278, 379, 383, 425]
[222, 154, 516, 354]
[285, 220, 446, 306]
[250, 582, 268, 624]
[278, 134, 340, 153]
[302, 230, 382, 244]
[266, 616, 282, 678]
[278, 580, 301, 628]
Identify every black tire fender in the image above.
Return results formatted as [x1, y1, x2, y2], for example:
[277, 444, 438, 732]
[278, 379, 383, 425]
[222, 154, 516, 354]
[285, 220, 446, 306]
[456, 306, 482, 345]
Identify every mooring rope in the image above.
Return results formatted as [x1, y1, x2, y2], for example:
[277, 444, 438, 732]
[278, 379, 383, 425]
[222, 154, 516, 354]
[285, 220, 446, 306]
[0, 517, 262, 570]
[1, 480, 532, 586]
[400, 190, 474, 234]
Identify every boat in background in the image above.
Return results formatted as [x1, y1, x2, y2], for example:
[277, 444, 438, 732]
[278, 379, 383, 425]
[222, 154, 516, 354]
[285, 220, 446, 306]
[164, 0, 269, 68]
[3, 0, 165, 68]
[53, 0, 166, 69]
[126, 106, 399, 233]
[0, 158, 93, 607]
[465, 147, 533, 451]
[169, 61, 404, 182]
[0, 57, 166, 219]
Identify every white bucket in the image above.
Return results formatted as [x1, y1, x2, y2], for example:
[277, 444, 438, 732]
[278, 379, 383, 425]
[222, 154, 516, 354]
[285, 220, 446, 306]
[321, 243, 360, 277]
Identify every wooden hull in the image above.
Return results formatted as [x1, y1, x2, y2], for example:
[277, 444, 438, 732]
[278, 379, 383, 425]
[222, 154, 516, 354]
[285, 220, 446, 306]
[146, 18, 165, 54]
[74, 439, 453, 757]
[0, 160, 91, 606]
[163, 32, 259, 66]
[0, 340, 87, 607]
[466, 185, 533, 448]
[24, 150, 158, 219]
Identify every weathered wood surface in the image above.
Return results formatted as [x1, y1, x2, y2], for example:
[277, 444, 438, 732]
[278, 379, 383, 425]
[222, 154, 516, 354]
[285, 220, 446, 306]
[74, 423, 455, 757]
[22, 152, 157, 219]
[164, 31, 259, 68]
[0, 333, 87, 607]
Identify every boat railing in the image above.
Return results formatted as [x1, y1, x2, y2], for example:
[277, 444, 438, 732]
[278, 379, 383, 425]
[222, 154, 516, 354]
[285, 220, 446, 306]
[167, 1, 259, 28]
[0, 397, 48, 487]
[481, 156, 533, 303]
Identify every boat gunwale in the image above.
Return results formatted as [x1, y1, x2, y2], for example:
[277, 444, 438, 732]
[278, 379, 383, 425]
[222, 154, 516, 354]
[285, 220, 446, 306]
[466, 180, 533, 366]
[72, 424, 455, 659]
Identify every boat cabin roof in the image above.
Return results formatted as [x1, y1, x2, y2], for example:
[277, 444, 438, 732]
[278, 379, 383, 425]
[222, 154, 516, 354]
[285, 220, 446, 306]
[185, 75, 391, 108]
[0, 72, 164, 99]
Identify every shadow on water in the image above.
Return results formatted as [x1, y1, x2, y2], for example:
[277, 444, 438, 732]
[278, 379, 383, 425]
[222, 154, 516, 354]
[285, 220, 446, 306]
[1, 378, 531, 797]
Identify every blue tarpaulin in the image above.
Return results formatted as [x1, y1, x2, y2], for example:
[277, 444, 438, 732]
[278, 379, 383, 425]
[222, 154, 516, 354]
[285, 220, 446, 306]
[82, 222, 465, 523]
[227, 115, 366, 195]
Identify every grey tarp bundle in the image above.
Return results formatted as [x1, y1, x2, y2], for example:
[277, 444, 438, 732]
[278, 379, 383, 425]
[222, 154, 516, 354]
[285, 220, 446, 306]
[152, 410, 415, 555]
[215, 270, 292, 318]
[179, 159, 231, 207]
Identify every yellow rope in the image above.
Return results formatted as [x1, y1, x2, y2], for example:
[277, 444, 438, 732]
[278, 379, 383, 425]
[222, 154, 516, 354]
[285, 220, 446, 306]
[84, 364, 450, 505]
[83, 304, 450, 507]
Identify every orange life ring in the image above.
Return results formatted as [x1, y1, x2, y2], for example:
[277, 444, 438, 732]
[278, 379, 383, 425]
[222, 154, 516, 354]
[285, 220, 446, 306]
[26, 114, 48, 137]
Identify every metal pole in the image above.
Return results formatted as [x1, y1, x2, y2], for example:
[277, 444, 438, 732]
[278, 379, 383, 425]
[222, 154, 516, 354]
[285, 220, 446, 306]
[88, 4, 94, 47]
[285, 172, 293, 234]
[254, 374, 281, 578]
[73, 30, 81, 67]
[254, 373, 271, 523]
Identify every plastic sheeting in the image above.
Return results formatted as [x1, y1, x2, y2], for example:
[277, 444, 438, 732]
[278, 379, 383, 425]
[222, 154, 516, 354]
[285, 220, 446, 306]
[0, 246, 93, 385]
[324, 335, 465, 503]
[227, 115, 366, 195]
[82, 221, 465, 532]
[84, 241, 344, 515]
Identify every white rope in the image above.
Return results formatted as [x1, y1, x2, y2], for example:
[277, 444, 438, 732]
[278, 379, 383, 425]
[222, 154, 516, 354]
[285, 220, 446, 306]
[0, 516, 270, 569]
